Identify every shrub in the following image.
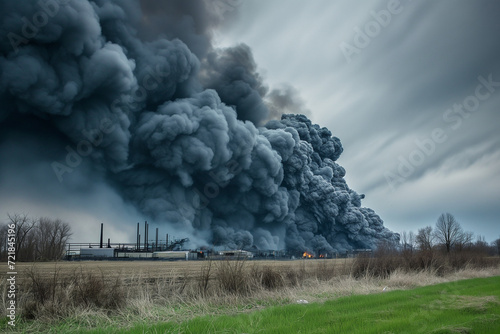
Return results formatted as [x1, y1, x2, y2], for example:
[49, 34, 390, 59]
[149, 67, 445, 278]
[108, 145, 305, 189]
[215, 258, 250, 296]
[22, 266, 124, 319]
[254, 266, 285, 290]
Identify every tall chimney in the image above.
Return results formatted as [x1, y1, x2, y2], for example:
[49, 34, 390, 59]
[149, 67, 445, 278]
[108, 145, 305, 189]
[107, 238, 110, 248]
[166, 233, 169, 249]
[137, 222, 140, 250]
[144, 221, 147, 251]
[144, 221, 149, 251]
[100, 223, 103, 248]
[155, 228, 159, 251]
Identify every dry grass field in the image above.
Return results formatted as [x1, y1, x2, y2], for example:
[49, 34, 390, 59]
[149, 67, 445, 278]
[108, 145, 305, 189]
[2, 256, 499, 333]
[2, 258, 354, 284]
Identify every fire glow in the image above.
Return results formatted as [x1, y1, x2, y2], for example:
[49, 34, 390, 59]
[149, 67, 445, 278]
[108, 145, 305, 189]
[303, 252, 314, 258]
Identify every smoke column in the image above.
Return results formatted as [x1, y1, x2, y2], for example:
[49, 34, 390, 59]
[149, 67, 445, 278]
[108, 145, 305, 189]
[0, 0, 399, 253]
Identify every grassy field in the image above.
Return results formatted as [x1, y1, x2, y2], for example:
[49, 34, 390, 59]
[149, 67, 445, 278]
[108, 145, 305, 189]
[1, 259, 499, 333]
[2, 258, 354, 283]
[86, 276, 500, 334]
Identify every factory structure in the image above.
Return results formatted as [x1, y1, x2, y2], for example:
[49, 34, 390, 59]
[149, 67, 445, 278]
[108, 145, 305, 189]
[65, 222, 371, 261]
[65, 221, 256, 261]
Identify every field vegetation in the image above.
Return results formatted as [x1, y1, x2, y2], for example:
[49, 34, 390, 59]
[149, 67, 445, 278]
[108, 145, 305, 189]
[110, 275, 500, 334]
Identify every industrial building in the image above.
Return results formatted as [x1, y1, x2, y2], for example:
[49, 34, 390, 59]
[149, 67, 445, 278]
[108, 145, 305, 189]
[66, 221, 200, 260]
[216, 250, 254, 259]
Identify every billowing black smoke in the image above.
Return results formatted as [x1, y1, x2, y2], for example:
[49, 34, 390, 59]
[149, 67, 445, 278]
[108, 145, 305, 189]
[0, 0, 399, 253]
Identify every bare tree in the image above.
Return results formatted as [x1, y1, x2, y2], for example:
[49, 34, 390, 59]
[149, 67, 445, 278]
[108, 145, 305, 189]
[8, 214, 37, 260]
[473, 235, 490, 255]
[456, 231, 474, 251]
[35, 217, 72, 261]
[400, 231, 416, 254]
[416, 226, 434, 251]
[1, 214, 72, 261]
[493, 238, 500, 256]
[400, 231, 408, 249]
[0, 224, 8, 260]
[433, 213, 464, 253]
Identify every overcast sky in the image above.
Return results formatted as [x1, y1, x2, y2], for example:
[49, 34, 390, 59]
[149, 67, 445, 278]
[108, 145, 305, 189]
[216, 0, 500, 240]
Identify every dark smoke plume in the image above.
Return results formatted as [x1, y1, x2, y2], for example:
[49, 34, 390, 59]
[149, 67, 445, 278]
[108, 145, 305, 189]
[0, 0, 399, 253]
[200, 44, 270, 125]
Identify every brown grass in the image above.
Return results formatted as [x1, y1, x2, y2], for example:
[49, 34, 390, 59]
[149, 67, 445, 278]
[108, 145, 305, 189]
[351, 251, 500, 279]
[5, 259, 346, 283]
[1, 257, 499, 332]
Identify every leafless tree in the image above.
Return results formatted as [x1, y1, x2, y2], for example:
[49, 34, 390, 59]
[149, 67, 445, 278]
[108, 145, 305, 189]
[472, 235, 490, 255]
[35, 217, 72, 261]
[433, 213, 464, 253]
[456, 230, 474, 251]
[0, 224, 8, 260]
[416, 226, 434, 251]
[400, 230, 416, 254]
[493, 238, 500, 256]
[1, 214, 72, 261]
[8, 214, 37, 260]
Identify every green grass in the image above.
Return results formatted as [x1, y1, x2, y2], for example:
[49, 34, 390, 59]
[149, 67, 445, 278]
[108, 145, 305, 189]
[85, 276, 500, 334]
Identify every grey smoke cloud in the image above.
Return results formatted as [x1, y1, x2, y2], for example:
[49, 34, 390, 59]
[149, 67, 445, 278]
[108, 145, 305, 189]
[200, 44, 270, 125]
[137, 0, 241, 57]
[0, 0, 399, 253]
[265, 85, 312, 122]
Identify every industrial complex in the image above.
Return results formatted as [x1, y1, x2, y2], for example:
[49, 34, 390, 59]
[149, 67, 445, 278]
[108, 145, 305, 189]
[65, 222, 371, 261]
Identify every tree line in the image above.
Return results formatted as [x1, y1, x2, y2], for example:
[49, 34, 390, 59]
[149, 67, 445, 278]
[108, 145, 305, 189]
[0, 214, 72, 261]
[1, 212, 498, 261]
[399, 212, 500, 256]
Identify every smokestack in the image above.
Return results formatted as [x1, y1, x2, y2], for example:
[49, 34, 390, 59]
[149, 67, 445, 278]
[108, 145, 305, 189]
[136, 222, 140, 250]
[155, 228, 159, 251]
[166, 233, 169, 249]
[144, 221, 148, 251]
[100, 223, 103, 249]
[107, 238, 110, 248]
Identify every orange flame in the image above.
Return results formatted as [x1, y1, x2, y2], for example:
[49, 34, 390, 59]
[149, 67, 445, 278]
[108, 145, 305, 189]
[302, 252, 314, 258]
[319, 254, 325, 258]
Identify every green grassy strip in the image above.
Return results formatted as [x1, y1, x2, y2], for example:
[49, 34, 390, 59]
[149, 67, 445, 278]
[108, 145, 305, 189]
[87, 276, 500, 334]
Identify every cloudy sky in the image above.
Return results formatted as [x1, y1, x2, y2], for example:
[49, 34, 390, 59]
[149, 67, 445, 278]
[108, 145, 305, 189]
[1, 0, 498, 246]
[216, 0, 500, 240]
